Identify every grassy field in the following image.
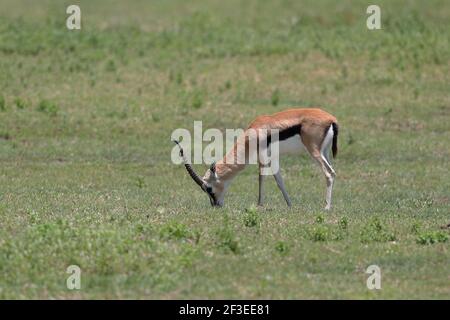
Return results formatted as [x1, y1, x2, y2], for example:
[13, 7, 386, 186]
[0, 0, 449, 299]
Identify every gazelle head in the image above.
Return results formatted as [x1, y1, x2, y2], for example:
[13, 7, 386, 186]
[174, 140, 227, 207]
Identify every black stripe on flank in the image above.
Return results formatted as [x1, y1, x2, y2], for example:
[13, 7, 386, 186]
[266, 124, 301, 145]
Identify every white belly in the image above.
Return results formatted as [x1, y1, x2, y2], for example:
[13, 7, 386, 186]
[274, 134, 305, 155]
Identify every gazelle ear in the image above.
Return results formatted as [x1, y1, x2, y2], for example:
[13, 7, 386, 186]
[210, 162, 216, 173]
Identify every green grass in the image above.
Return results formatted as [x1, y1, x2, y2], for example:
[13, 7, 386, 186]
[0, 0, 449, 299]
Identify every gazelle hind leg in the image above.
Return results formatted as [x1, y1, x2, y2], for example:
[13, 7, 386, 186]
[303, 147, 334, 210]
[320, 124, 336, 177]
[312, 152, 335, 210]
[322, 155, 335, 211]
[301, 124, 337, 210]
[321, 144, 336, 181]
[319, 126, 336, 210]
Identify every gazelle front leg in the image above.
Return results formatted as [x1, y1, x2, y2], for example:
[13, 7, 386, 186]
[273, 170, 292, 207]
[258, 166, 265, 206]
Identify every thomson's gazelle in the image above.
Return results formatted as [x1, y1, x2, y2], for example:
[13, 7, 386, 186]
[175, 108, 339, 210]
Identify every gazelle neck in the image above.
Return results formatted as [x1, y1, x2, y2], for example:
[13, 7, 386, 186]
[215, 141, 247, 182]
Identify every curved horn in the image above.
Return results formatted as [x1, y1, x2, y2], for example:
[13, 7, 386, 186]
[173, 140, 205, 188]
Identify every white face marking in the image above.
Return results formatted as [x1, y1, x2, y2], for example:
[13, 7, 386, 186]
[275, 134, 305, 155]
[202, 169, 227, 206]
